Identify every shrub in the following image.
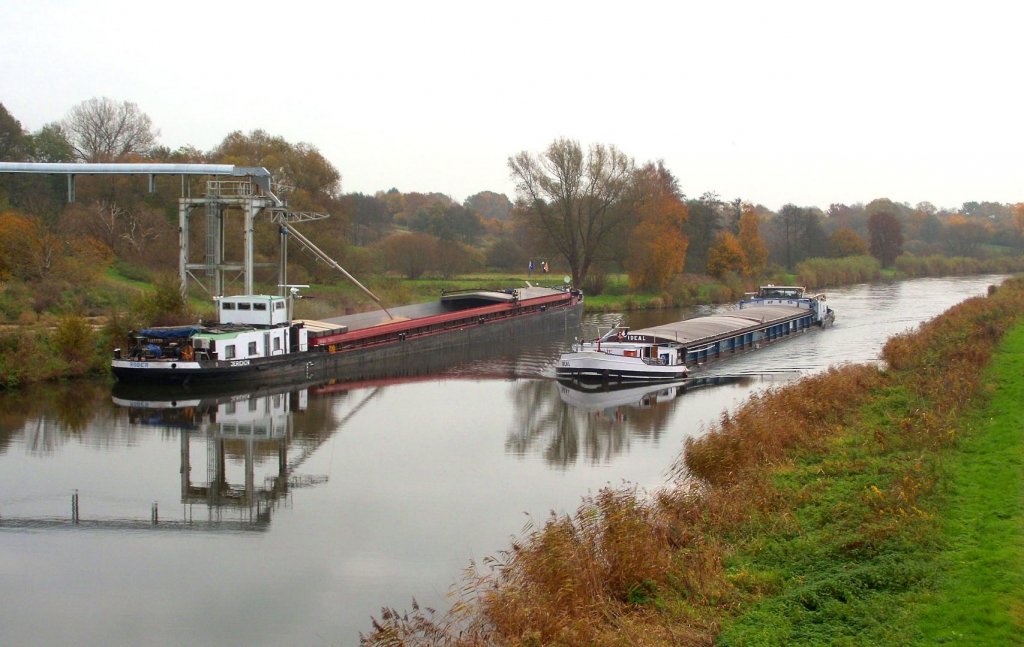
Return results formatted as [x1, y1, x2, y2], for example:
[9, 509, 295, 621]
[130, 273, 193, 326]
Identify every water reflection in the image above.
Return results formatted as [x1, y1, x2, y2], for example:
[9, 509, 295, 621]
[0, 380, 122, 456]
[506, 375, 747, 466]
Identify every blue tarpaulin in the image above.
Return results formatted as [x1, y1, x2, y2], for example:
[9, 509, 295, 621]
[139, 326, 202, 339]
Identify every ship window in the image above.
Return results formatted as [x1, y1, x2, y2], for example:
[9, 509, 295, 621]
[254, 303, 267, 311]
[248, 341, 257, 355]
[224, 344, 236, 359]
[222, 302, 236, 310]
[275, 301, 285, 310]
[273, 337, 281, 351]
[238, 303, 252, 311]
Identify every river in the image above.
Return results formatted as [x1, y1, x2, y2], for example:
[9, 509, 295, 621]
[0, 275, 1006, 646]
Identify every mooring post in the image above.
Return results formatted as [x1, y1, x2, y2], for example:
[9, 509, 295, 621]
[151, 502, 158, 525]
[72, 489, 79, 524]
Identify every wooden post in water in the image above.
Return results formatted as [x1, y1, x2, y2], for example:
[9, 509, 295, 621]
[72, 490, 79, 524]
[151, 502, 158, 525]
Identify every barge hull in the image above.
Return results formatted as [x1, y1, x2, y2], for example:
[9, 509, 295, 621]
[112, 300, 582, 386]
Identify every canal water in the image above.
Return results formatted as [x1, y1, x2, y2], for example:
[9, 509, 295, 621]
[0, 275, 1005, 645]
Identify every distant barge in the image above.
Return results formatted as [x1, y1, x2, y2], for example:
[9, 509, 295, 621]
[557, 285, 834, 382]
[112, 285, 583, 386]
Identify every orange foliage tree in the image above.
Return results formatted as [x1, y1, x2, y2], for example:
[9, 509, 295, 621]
[377, 231, 437, 279]
[737, 204, 767, 278]
[624, 162, 688, 290]
[0, 210, 111, 286]
[706, 230, 745, 278]
[828, 226, 869, 257]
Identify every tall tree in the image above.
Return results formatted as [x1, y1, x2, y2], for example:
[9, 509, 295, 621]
[683, 192, 722, 273]
[706, 231, 745, 278]
[774, 204, 802, 269]
[868, 210, 903, 267]
[508, 138, 634, 286]
[30, 123, 75, 162]
[0, 103, 30, 160]
[772, 204, 826, 269]
[737, 204, 767, 278]
[62, 97, 158, 162]
[624, 161, 688, 290]
[342, 193, 390, 245]
[212, 130, 341, 211]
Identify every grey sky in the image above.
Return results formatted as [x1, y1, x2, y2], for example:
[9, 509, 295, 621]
[2, 0, 1021, 210]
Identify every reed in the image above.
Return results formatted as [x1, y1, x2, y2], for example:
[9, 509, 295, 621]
[796, 255, 881, 289]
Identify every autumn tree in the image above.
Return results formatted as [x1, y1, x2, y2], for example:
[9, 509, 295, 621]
[0, 211, 110, 285]
[867, 210, 903, 267]
[706, 231, 745, 278]
[942, 215, 990, 257]
[826, 203, 866, 234]
[211, 130, 341, 212]
[464, 191, 513, 221]
[508, 138, 634, 286]
[60, 200, 174, 267]
[434, 238, 483, 279]
[737, 204, 767, 277]
[377, 232, 437, 279]
[409, 203, 484, 244]
[828, 226, 868, 257]
[624, 161, 688, 290]
[62, 97, 158, 162]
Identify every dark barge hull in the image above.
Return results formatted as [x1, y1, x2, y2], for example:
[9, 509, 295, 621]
[112, 297, 582, 386]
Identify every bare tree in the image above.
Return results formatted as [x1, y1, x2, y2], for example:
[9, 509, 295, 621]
[62, 97, 158, 162]
[508, 138, 634, 286]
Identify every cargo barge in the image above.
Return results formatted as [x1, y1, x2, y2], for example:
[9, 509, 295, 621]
[557, 285, 833, 382]
[112, 285, 583, 386]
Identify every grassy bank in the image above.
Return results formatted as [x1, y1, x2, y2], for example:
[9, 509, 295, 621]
[365, 276, 1024, 645]
[907, 324, 1024, 643]
[716, 287, 1024, 644]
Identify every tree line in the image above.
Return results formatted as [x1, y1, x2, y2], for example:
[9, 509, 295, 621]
[3, 97, 1024, 316]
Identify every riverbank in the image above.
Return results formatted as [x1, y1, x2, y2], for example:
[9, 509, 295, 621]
[3, 258, 1023, 388]
[366, 276, 1024, 644]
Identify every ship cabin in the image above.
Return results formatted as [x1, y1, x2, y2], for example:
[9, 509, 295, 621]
[218, 295, 289, 326]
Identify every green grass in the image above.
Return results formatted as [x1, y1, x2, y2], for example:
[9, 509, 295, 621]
[908, 324, 1024, 644]
[717, 323, 1024, 645]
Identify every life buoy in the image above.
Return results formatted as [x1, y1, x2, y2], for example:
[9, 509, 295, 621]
[181, 345, 194, 361]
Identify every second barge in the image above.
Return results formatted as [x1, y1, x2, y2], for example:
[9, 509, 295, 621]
[556, 285, 833, 382]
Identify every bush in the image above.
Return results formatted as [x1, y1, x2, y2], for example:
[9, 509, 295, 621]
[52, 314, 95, 375]
[130, 273, 193, 326]
[796, 256, 881, 289]
[582, 269, 608, 296]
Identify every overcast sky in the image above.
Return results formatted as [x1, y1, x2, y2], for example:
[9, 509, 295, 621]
[2, 0, 1022, 211]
